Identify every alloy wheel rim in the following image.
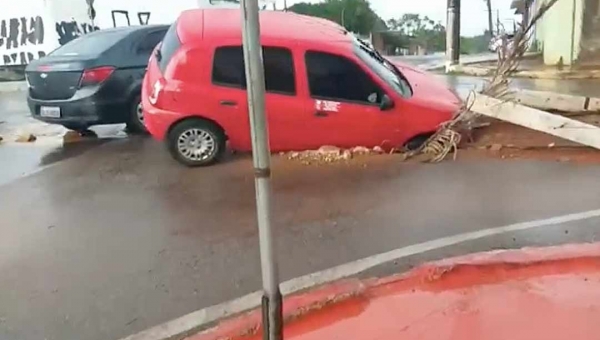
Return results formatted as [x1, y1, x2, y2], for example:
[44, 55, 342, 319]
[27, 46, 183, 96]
[136, 103, 144, 122]
[177, 128, 216, 161]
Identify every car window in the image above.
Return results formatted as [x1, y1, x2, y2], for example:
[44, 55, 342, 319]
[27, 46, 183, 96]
[158, 23, 181, 74]
[212, 46, 296, 95]
[137, 30, 166, 55]
[305, 51, 383, 105]
[50, 30, 129, 57]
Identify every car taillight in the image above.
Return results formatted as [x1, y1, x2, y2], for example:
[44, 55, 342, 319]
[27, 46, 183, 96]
[79, 66, 115, 87]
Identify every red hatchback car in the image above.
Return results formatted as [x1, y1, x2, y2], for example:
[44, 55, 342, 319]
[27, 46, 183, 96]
[143, 9, 461, 167]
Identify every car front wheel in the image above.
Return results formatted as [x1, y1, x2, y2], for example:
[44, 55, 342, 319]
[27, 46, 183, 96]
[167, 119, 226, 167]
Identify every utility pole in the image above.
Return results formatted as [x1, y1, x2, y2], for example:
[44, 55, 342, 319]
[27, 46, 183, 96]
[240, 1, 283, 340]
[446, 0, 461, 70]
[485, 0, 494, 36]
[283, 0, 287, 11]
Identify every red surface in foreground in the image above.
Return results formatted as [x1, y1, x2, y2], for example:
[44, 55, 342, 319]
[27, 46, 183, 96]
[189, 243, 600, 340]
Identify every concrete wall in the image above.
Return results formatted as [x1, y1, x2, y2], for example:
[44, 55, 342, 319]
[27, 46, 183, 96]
[535, 0, 585, 65]
[579, 0, 600, 62]
[0, 0, 57, 66]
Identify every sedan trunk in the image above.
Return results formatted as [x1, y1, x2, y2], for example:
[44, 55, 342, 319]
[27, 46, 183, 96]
[25, 56, 97, 101]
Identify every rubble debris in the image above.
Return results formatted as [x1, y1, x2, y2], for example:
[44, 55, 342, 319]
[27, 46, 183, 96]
[317, 145, 341, 156]
[350, 146, 370, 155]
[15, 133, 37, 143]
[63, 131, 84, 144]
[489, 144, 503, 152]
[285, 145, 387, 164]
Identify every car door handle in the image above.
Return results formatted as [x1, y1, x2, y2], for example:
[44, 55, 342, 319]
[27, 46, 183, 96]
[220, 100, 238, 106]
[314, 111, 328, 117]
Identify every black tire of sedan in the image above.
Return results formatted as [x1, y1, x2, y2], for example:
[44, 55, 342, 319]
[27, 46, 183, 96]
[126, 96, 147, 134]
[167, 119, 226, 167]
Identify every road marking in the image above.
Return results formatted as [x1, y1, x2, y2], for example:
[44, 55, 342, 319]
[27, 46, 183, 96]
[120, 208, 600, 340]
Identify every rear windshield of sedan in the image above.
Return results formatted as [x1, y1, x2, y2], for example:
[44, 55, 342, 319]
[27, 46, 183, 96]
[50, 30, 129, 57]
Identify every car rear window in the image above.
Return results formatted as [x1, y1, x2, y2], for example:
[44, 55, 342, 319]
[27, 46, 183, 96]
[50, 30, 129, 57]
[157, 23, 181, 73]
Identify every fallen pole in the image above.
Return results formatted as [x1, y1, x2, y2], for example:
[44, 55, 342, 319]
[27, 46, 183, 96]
[240, 1, 283, 340]
[471, 94, 600, 150]
[511, 89, 600, 113]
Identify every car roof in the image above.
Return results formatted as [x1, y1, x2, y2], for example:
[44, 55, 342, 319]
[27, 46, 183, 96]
[177, 9, 352, 45]
[84, 24, 169, 38]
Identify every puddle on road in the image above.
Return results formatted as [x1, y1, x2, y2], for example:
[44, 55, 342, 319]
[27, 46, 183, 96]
[0, 138, 115, 187]
[0, 122, 130, 187]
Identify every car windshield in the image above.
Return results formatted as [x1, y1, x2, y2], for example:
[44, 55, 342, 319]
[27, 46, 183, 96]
[49, 30, 128, 57]
[353, 38, 412, 98]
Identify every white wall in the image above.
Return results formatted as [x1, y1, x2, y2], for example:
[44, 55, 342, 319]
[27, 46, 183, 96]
[0, 0, 58, 66]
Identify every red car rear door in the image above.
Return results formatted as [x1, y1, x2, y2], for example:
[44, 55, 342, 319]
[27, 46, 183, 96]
[208, 45, 308, 152]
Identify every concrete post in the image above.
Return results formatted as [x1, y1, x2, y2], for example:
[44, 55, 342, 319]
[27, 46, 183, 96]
[446, 0, 461, 71]
[239, 1, 283, 340]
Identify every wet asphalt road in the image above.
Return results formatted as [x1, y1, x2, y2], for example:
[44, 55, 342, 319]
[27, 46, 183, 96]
[2, 77, 600, 340]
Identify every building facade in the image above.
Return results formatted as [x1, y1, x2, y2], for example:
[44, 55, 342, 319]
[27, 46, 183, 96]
[533, 0, 600, 66]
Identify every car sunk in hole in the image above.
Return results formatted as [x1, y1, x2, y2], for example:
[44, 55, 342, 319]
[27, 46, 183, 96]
[26, 25, 168, 134]
[143, 9, 461, 167]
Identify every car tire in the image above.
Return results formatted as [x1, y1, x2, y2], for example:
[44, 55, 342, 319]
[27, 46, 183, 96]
[126, 96, 147, 134]
[405, 134, 432, 151]
[167, 119, 226, 167]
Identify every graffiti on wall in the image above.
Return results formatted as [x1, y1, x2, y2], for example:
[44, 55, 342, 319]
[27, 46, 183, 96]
[0, 16, 47, 65]
[111, 10, 151, 27]
[55, 20, 99, 45]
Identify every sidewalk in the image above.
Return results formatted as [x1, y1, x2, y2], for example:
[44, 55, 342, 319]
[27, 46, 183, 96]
[187, 242, 600, 340]
[0, 81, 27, 93]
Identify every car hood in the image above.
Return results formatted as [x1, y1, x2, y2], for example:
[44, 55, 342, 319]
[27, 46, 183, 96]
[390, 59, 462, 112]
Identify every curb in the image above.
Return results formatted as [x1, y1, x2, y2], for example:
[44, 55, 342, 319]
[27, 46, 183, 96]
[372, 242, 600, 288]
[121, 242, 600, 340]
[189, 280, 365, 340]
[188, 242, 600, 340]
[0, 81, 27, 93]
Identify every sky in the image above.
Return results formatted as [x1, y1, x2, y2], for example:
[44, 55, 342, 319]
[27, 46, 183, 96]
[273, 0, 519, 36]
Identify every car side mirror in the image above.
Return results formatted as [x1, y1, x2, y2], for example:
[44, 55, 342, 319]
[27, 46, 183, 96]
[380, 94, 394, 111]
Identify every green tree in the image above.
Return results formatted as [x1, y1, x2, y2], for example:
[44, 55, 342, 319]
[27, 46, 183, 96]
[387, 14, 446, 52]
[289, 0, 381, 35]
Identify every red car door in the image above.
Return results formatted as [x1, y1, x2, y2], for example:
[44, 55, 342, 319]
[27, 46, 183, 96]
[206, 45, 307, 152]
[298, 49, 405, 150]
[205, 46, 252, 151]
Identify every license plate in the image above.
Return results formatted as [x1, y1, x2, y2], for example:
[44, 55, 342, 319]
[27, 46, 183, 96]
[40, 106, 61, 118]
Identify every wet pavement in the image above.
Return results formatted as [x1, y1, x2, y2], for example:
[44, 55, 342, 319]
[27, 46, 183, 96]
[2, 76, 600, 340]
[0, 91, 126, 186]
[392, 53, 496, 70]
[2, 135, 600, 340]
